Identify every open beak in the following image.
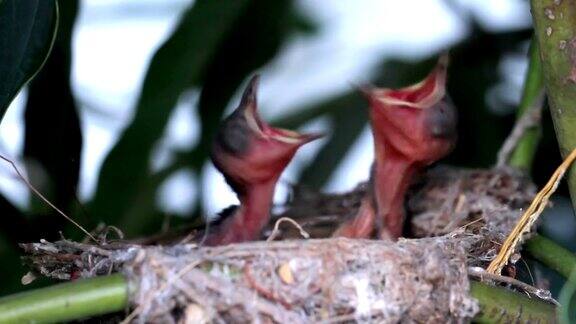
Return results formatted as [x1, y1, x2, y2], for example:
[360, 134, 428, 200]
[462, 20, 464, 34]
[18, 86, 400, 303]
[240, 75, 323, 145]
[206, 75, 323, 245]
[364, 54, 449, 110]
[341, 54, 456, 241]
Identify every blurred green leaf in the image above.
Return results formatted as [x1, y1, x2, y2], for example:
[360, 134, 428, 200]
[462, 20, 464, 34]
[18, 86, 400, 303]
[0, 0, 58, 120]
[0, 235, 28, 295]
[24, 0, 82, 235]
[89, 0, 251, 232]
[447, 23, 532, 168]
[559, 270, 576, 324]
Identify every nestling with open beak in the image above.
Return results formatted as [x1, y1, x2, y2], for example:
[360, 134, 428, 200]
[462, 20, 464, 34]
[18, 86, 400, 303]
[204, 75, 322, 246]
[334, 55, 457, 240]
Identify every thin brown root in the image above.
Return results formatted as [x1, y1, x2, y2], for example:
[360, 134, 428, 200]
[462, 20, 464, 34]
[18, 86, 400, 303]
[495, 91, 545, 168]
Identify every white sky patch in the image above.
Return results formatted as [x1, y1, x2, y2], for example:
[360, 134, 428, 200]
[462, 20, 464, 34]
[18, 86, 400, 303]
[485, 48, 530, 116]
[78, 119, 116, 200]
[454, 0, 531, 31]
[151, 90, 200, 172]
[203, 163, 238, 219]
[73, 21, 171, 116]
[165, 91, 200, 151]
[0, 91, 28, 208]
[157, 168, 197, 216]
[326, 126, 374, 193]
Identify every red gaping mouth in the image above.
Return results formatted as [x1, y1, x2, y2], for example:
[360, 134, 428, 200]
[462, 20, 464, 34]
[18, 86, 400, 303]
[243, 75, 322, 144]
[371, 55, 448, 109]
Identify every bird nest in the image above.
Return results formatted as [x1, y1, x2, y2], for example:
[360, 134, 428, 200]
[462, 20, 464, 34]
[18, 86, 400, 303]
[20, 166, 538, 323]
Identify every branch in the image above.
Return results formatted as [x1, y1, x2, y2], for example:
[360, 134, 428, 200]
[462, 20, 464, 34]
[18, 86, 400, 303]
[470, 281, 556, 323]
[525, 234, 576, 278]
[507, 40, 545, 171]
[531, 0, 576, 208]
[0, 273, 558, 323]
[0, 274, 128, 323]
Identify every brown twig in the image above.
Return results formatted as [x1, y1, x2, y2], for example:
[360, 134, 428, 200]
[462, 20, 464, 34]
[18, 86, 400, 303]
[266, 217, 310, 242]
[495, 92, 544, 168]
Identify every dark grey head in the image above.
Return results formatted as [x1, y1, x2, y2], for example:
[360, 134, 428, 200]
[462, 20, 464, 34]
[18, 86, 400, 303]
[426, 95, 457, 140]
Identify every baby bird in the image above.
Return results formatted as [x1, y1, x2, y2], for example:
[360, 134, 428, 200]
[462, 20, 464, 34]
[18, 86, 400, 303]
[204, 75, 321, 246]
[334, 56, 457, 240]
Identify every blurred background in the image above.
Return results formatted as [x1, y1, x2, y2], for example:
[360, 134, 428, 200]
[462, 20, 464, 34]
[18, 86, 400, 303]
[1, 0, 574, 295]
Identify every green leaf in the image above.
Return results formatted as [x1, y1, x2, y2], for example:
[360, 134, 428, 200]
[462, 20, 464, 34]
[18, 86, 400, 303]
[24, 0, 83, 235]
[525, 234, 576, 279]
[441, 23, 532, 168]
[0, 0, 58, 121]
[559, 270, 576, 324]
[89, 0, 251, 231]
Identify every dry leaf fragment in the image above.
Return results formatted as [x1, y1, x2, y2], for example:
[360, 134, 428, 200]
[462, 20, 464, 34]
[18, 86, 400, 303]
[278, 262, 295, 285]
[181, 304, 208, 324]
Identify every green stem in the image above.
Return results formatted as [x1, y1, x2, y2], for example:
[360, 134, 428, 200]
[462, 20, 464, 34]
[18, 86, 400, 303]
[525, 234, 576, 279]
[470, 281, 556, 323]
[0, 272, 558, 323]
[531, 0, 576, 210]
[0, 274, 128, 324]
[508, 40, 545, 171]
[559, 269, 576, 324]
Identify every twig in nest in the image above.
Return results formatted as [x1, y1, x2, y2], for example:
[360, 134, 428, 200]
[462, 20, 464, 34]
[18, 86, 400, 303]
[495, 92, 545, 168]
[487, 147, 576, 274]
[266, 217, 310, 241]
[468, 267, 558, 305]
[0, 154, 97, 242]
